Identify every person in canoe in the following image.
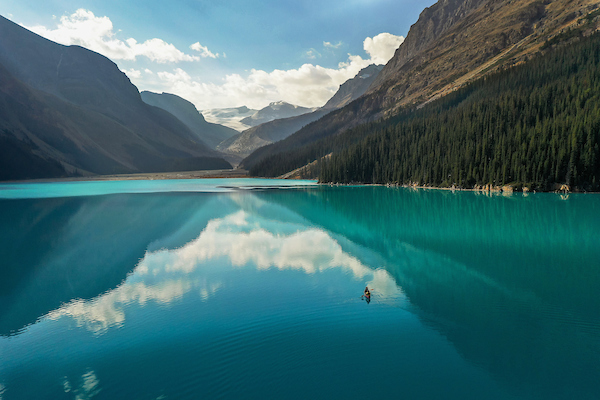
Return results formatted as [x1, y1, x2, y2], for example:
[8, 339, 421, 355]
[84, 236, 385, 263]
[363, 286, 371, 303]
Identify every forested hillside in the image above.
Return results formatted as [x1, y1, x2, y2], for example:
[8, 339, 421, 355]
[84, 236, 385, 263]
[244, 0, 599, 181]
[253, 32, 600, 191]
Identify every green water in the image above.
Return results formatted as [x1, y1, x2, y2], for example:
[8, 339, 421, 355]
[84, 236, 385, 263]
[0, 180, 598, 399]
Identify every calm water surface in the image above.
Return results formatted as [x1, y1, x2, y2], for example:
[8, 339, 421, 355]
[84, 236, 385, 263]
[0, 179, 599, 399]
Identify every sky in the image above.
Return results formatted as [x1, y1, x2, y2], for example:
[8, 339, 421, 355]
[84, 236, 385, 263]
[2, 0, 436, 110]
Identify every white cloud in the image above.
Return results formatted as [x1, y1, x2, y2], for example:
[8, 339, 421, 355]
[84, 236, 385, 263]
[63, 370, 101, 400]
[305, 49, 321, 60]
[363, 32, 404, 65]
[161, 211, 373, 277]
[48, 279, 196, 334]
[157, 68, 193, 84]
[324, 41, 343, 49]
[190, 42, 219, 58]
[122, 68, 141, 79]
[140, 32, 404, 109]
[25, 10, 405, 110]
[148, 60, 368, 110]
[145, 55, 369, 110]
[23, 9, 200, 63]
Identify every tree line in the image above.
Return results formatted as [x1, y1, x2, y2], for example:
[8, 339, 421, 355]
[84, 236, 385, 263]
[316, 32, 600, 190]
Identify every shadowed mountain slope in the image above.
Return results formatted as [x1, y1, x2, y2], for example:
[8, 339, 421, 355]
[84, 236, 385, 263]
[140, 91, 238, 150]
[0, 16, 230, 180]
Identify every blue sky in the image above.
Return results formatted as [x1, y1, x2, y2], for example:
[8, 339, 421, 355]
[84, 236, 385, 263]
[3, 0, 436, 110]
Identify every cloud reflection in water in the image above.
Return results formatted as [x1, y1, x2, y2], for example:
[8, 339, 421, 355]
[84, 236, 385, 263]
[63, 370, 101, 400]
[47, 209, 402, 334]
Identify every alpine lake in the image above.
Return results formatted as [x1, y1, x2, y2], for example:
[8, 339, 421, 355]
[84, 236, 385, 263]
[0, 178, 599, 400]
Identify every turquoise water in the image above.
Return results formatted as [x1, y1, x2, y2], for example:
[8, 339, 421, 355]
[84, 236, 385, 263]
[0, 180, 599, 399]
[0, 178, 317, 199]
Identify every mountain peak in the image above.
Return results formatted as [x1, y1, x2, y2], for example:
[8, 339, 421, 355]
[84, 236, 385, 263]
[240, 101, 313, 127]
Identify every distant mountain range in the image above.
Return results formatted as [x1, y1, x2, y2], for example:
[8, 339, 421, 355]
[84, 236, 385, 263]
[219, 65, 383, 158]
[240, 101, 315, 127]
[0, 15, 231, 180]
[201, 106, 258, 132]
[202, 102, 316, 134]
[242, 0, 600, 189]
[0, 11, 388, 179]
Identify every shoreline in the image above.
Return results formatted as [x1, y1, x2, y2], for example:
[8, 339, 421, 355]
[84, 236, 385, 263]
[3, 169, 251, 184]
[3, 171, 597, 194]
[320, 181, 599, 194]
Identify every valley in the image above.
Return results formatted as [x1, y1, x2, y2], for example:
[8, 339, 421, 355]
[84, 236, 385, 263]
[1, 0, 599, 191]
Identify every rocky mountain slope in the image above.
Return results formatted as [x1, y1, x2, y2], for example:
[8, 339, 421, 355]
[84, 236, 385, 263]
[140, 91, 238, 149]
[367, 0, 591, 114]
[322, 64, 384, 110]
[220, 65, 383, 158]
[0, 16, 230, 180]
[242, 0, 600, 173]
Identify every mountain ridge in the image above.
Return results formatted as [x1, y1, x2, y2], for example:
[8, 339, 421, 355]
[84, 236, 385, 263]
[242, 0, 600, 173]
[140, 91, 238, 150]
[323, 64, 384, 110]
[220, 64, 383, 158]
[0, 15, 231, 180]
[240, 101, 315, 127]
[317, 30, 600, 191]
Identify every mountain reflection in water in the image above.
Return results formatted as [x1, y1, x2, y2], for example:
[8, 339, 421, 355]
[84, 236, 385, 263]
[259, 186, 600, 397]
[0, 183, 598, 399]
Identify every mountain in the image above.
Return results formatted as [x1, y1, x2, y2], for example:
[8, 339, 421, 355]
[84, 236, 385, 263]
[201, 106, 258, 132]
[256, 187, 600, 396]
[140, 91, 238, 149]
[217, 110, 330, 157]
[219, 65, 383, 158]
[0, 16, 230, 181]
[242, 0, 600, 176]
[318, 31, 600, 190]
[240, 101, 315, 127]
[322, 64, 384, 110]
